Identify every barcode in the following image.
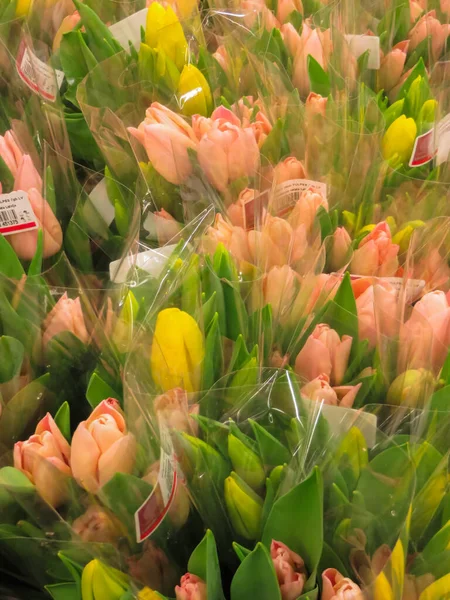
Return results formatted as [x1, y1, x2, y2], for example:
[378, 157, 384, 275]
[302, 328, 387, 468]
[0, 209, 18, 226]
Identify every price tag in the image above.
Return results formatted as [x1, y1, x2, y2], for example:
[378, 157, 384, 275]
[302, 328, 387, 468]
[410, 114, 450, 167]
[109, 8, 147, 51]
[349, 273, 425, 301]
[273, 179, 327, 217]
[345, 34, 380, 70]
[16, 40, 64, 102]
[0, 191, 38, 236]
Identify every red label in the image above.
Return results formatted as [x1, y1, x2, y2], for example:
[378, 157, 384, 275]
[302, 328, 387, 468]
[0, 191, 38, 236]
[409, 129, 436, 167]
[135, 469, 177, 542]
[244, 190, 269, 230]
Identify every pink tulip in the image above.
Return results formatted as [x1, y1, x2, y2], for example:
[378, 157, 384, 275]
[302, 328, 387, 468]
[378, 41, 409, 93]
[71, 398, 137, 493]
[301, 374, 361, 407]
[228, 187, 256, 228]
[0, 130, 23, 177]
[281, 23, 302, 56]
[175, 573, 207, 600]
[295, 324, 352, 385]
[145, 209, 182, 244]
[271, 540, 307, 600]
[153, 387, 199, 434]
[203, 214, 252, 265]
[129, 103, 198, 185]
[398, 291, 450, 373]
[329, 227, 352, 272]
[197, 116, 260, 192]
[193, 106, 241, 140]
[13, 154, 42, 193]
[350, 222, 399, 277]
[293, 27, 332, 97]
[304, 273, 341, 313]
[322, 568, 363, 600]
[273, 156, 306, 184]
[232, 98, 272, 144]
[143, 460, 191, 528]
[14, 413, 71, 507]
[213, 45, 230, 73]
[305, 92, 328, 118]
[408, 11, 450, 62]
[42, 292, 89, 350]
[263, 265, 298, 315]
[53, 11, 81, 51]
[72, 505, 121, 544]
[333, 383, 363, 408]
[242, 0, 280, 31]
[355, 283, 399, 348]
[248, 216, 308, 269]
[287, 188, 328, 232]
[410, 0, 424, 22]
[277, 0, 303, 23]
[413, 248, 450, 290]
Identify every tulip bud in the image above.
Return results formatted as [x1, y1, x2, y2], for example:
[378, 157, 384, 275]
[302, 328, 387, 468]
[342, 210, 355, 234]
[393, 220, 425, 254]
[381, 115, 417, 167]
[72, 506, 122, 544]
[228, 434, 265, 491]
[224, 472, 263, 539]
[145, 3, 187, 71]
[151, 308, 205, 393]
[387, 369, 435, 408]
[81, 559, 129, 600]
[112, 290, 139, 352]
[383, 99, 405, 130]
[328, 227, 352, 272]
[417, 99, 437, 131]
[405, 75, 429, 121]
[269, 465, 285, 491]
[177, 64, 213, 117]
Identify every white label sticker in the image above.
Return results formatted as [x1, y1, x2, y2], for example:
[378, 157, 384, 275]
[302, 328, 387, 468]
[0, 191, 38, 236]
[16, 40, 64, 102]
[349, 273, 425, 301]
[109, 8, 147, 51]
[273, 179, 327, 216]
[89, 178, 115, 226]
[409, 114, 450, 167]
[345, 34, 380, 70]
[436, 113, 450, 166]
[109, 244, 176, 283]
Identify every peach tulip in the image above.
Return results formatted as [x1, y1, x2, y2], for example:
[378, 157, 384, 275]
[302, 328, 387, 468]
[413, 248, 450, 290]
[355, 283, 398, 348]
[293, 27, 332, 97]
[228, 188, 256, 228]
[322, 568, 363, 600]
[271, 540, 307, 600]
[408, 11, 450, 62]
[287, 188, 328, 232]
[410, 0, 424, 22]
[42, 292, 89, 349]
[72, 506, 121, 544]
[232, 98, 273, 148]
[0, 130, 23, 177]
[203, 214, 252, 264]
[145, 209, 182, 244]
[71, 399, 137, 493]
[248, 216, 308, 269]
[53, 11, 81, 52]
[263, 265, 298, 315]
[273, 156, 306, 184]
[14, 413, 71, 507]
[277, 0, 303, 24]
[301, 374, 361, 407]
[295, 324, 352, 385]
[213, 45, 230, 73]
[281, 23, 302, 56]
[329, 227, 352, 272]
[378, 41, 409, 93]
[242, 0, 280, 31]
[13, 154, 42, 193]
[305, 92, 327, 118]
[153, 387, 199, 434]
[175, 573, 207, 600]
[350, 222, 399, 277]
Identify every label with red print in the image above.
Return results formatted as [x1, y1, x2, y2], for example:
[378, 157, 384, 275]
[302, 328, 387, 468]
[409, 129, 436, 167]
[244, 190, 269, 230]
[0, 191, 38, 236]
[16, 40, 64, 102]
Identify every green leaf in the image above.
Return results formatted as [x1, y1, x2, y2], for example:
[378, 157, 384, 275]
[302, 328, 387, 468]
[0, 234, 25, 279]
[86, 372, 120, 409]
[260, 119, 286, 164]
[334, 427, 368, 493]
[232, 541, 252, 562]
[322, 272, 358, 340]
[54, 402, 71, 442]
[72, 0, 123, 61]
[0, 154, 13, 193]
[249, 420, 291, 468]
[396, 58, 427, 101]
[27, 229, 43, 276]
[45, 165, 57, 215]
[227, 334, 251, 374]
[308, 55, 330, 96]
[316, 205, 333, 241]
[188, 530, 225, 600]
[319, 542, 349, 577]
[0, 335, 24, 383]
[45, 583, 79, 600]
[46, 331, 88, 372]
[225, 357, 258, 406]
[262, 467, 323, 586]
[202, 313, 224, 391]
[230, 543, 281, 600]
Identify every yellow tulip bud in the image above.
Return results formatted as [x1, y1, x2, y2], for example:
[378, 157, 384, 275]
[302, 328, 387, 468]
[385, 216, 397, 235]
[176, 0, 198, 19]
[16, 0, 31, 17]
[393, 220, 425, 253]
[419, 573, 450, 600]
[81, 559, 128, 600]
[145, 3, 187, 71]
[373, 572, 394, 600]
[358, 223, 376, 236]
[224, 472, 263, 540]
[177, 64, 213, 117]
[342, 210, 356, 234]
[151, 308, 205, 393]
[382, 115, 417, 167]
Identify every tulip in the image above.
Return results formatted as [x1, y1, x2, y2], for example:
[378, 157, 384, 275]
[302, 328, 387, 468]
[270, 350, 290, 368]
[151, 308, 205, 393]
[305, 92, 328, 118]
[16, 0, 31, 17]
[242, 0, 280, 31]
[413, 248, 450, 289]
[175, 573, 207, 600]
[295, 324, 352, 385]
[72, 506, 122, 544]
[213, 45, 230, 73]
[0, 130, 23, 177]
[387, 369, 435, 407]
[378, 41, 409, 93]
[263, 265, 297, 316]
[153, 387, 199, 434]
[228, 433, 265, 490]
[271, 541, 307, 600]
[128, 540, 178, 592]
[281, 23, 302, 56]
[288, 188, 328, 232]
[232, 98, 273, 147]
[392, 220, 425, 254]
[203, 214, 252, 265]
[328, 227, 352, 272]
[143, 461, 191, 528]
[350, 222, 400, 277]
[228, 188, 256, 228]
[277, 0, 303, 24]
[177, 64, 213, 117]
[224, 471, 263, 539]
[144, 209, 182, 244]
[355, 283, 399, 348]
[251, 214, 307, 268]
[322, 568, 363, 600]
[410, 0, 424, 22]
[145, 2, 187, 70]
[13, 154, 42, 193]
[81, 559, 128, 600]
[381, 115, 417, 167]
[409, 11, 450, 62]
[42, 292, 89, 350]
[129, 103, 197, 185]
[13, 413, 71, 507]
[71, 399, 137, 493]
[273, 156, 306, 184]
[53, 11, 81, 52]
[301, 374, 361, 408]
[398, 291, 450, 373]
[197, 117, 260, 192]
[293, 26, 332, 97]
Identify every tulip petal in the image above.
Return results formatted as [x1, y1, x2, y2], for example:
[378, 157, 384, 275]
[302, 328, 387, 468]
[98, 434, 137, 488]
[71, 423, 101, 493]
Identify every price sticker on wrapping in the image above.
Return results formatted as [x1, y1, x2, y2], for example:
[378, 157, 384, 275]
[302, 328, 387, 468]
[409, 114, 450, 167]
[16, 40, 64, 102]
[349, 273, 426, 302]
[134, 424, 179, 543]
[273, 179, 327, 217]
[0, 191, 38, 236]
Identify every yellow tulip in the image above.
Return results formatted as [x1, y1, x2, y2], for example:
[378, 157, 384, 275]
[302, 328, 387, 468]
[138, 588, 160, 600]
[150, 307, 204, 392]
[16, 0, 31, 17]
[177, 64, 213, 117]
[145, 3, 187, 71]
[419, 573, 450, 600]
[393, 220, 425, 254]
[373, 571, 394, 600]
[382, 115, 417, 167]
[81, 559, 128, 600]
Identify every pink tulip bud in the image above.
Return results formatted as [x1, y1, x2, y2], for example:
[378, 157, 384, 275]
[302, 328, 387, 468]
[329, 227, 352, 271]
[378, 41, 409, 93]
[321, 568, 363, 600]
[295, 324, 352, 385]
[213, 45, 230, 73]
[203, 214, 252, 265]
[72, 505, 121, 544]
[305, 92, 328, 118]
[287, 188, 328, 232]
[0, 130, 23, 177]
[281, 23, 302, 56]
[270, 540, 307, 600]
[350, 222, 399, 277]
[175, 573, 207, 600]
[276, 0, 303, 24]
[242, 0, 280, 31]
[14, 413, 71, 507]
[273, 156, 306, 184]
[410, 0, 424, 22]
[293, 28, 332, 97]
[13, 154, 42, 194]
[263, 265, 298, 316]
[301, 374, 339, 405]
[53, 11, 81, 52]
[145, 209, 182, 244]
[42, 293, 89, 350]
[409, 11, 450, 62]
[413, 248, 450, 289]
[71, 399, 137, 493]
[355, 283, 398, 348]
